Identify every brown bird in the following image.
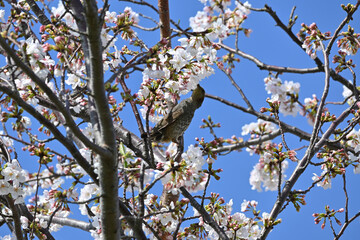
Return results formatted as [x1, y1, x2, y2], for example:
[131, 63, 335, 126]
[150, 84, 205, 143]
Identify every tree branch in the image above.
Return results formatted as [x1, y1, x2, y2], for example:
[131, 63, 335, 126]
[26, 0, 51, 25]
[83, 0, 120, 239]
[37, 215, 94, 232]
[220, 43, 321, 74]
[180, 187, 229, 240]
[211, 129, 282, 154]
[158, 0, 171, 46]
[5, 196, 23, 240]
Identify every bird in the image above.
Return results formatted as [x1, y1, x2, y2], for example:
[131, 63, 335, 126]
[150, 84, 205, 143]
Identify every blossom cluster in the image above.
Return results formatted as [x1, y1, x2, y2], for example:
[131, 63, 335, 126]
[264, 76, 301, 117]
[332, 26, 358, 73]
[312, 136, 360, 190]
[186, 197, 274, 239]
[298, 22, 330, 59]
[155, 145, 207, 194]
[313, 205, 344, 230]
[190, 1, 251, 41]
[249, 151, 289, 192]
[241, 120, 291, 192]
[0, 159, 27, 204]
[241, 119, 278, 155]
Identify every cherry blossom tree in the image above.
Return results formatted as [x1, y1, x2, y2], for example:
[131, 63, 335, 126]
[0, 0, 359, 240]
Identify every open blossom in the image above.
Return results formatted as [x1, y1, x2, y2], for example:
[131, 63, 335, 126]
[342, 85, 355, 105]
[124, 7, 139, 24]
[139, 105, 163, 124]
[105, 11, 117, 23]
[71, 97, 84, 114]
[190, 1, 251, 41]
[190, 10, 211, 32]
[25, 37, 45, 59]
[235, 1, 251, 16]
[207, 18, 229, 41]
[82, 123, 96, 140]
[20, 216, 29, 229]
[302, 42, 321, 59]
[346, 129, 360, 153]
[312, 173, 331, 190]
[169, 48, 192, 72]
[20, 116, 31, 128]
[78, 183, 100, 216]
[241, 119, 278, 136]
[142, 64, 170, 80]
[51, 1, 78, 30]
[15, 77, 36, 89]
[279, 100, 301, 117]
[1, 159, 27, 185]
[0, 131, 14, 147]
[209, 0, 231, 12]
[0, 9, 5, 22]
[181, 145, 206, 172]
[241, 120, 278, 156]
[65, 74, 83, 89]
[353, 164, 360, 174]
[39, 56, 55, 67]
[0, 180, 11, 195]
[312, 165, 331, 190]
[198, 197, 265, 240]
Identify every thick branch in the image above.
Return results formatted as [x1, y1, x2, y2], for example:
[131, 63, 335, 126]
[83, 1, 119, 239]
[6, 196, 23, 240]
[37, 215, 94, 232]
[158, 0, 171, 46]
[26, 0, 51, 25]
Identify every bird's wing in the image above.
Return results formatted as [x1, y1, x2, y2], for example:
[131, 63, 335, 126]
[154, 101, 187, 132]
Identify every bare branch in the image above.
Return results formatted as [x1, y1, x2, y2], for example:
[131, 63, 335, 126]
[158, 0, 171, 46]
[211, 129, 281, 154]
[219, 43, 321, 74]
[37, 215, 94, 232]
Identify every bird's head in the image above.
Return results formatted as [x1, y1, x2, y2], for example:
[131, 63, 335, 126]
[191, 84, 205, 109]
